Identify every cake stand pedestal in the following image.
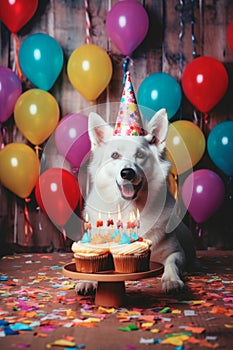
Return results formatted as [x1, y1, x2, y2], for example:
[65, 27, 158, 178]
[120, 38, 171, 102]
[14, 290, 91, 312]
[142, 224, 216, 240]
[62, 261, 164, 307]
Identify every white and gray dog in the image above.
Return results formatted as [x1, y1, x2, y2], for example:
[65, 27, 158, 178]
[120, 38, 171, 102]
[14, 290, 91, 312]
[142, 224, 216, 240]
[76, 108, 196, 294]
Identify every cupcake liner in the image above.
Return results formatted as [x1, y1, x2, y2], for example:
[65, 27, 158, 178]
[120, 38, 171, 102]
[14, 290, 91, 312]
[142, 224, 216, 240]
[113, 250, 150, 273]
[74, 252, 110, 273]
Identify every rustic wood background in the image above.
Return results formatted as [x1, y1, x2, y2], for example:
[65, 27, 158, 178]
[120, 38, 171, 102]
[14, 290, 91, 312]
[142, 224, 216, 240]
[1, 0, 233, 254]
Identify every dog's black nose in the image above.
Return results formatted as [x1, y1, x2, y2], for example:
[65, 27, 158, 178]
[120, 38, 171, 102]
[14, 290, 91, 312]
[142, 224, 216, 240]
[121, 168, 136, 181]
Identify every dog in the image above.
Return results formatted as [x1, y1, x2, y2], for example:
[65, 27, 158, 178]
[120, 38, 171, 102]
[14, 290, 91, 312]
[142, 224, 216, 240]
[76, 108, 196, 294]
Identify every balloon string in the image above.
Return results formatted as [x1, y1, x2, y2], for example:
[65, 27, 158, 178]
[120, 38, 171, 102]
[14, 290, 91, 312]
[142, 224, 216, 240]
[24, 198, 33, 245]
[1, 126, 7, 149]
[178, 0, 184, 81]
[190, 0, 197, 58]
[12, 33, 24, 80]
[123, 57, 130, 84]
[203, 112, 209, 134]
[34, 145, 42, 158]
[195, 223, 202, 237]
[62, 227, 67, 241]
[193, 110, 198, 125]
[84, 0, 91, 44]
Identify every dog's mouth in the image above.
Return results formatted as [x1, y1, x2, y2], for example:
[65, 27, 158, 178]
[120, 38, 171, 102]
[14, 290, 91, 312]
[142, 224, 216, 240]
[117, 181, 143, 200]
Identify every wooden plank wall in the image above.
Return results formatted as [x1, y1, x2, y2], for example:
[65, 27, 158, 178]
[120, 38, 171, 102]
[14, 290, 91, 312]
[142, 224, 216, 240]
[1, 0, 233, 253]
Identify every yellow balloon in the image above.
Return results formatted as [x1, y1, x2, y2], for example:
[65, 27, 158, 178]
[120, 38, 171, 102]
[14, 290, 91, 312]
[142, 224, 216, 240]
[0, 143, 40, 198]
[166, 120, 206, 175]
[168, 173, 178, 199]
[14, 89, 60, 146]
[67, 44, 113, 102]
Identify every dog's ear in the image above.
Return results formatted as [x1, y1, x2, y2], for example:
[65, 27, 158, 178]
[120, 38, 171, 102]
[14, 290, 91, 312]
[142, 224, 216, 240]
[145, 108, 168, 152]
[88, 112, 113, 148]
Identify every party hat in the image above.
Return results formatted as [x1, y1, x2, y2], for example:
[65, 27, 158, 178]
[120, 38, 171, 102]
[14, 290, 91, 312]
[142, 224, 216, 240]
[113, 71, 146, 136]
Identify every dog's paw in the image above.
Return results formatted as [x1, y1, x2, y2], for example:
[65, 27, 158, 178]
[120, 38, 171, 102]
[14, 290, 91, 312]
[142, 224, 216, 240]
[75, 280, 97, 295]
[161, 276, 184, 293]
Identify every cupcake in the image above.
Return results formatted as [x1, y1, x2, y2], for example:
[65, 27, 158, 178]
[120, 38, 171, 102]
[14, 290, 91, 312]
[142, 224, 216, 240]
[71, 242, 110, 273]
[110, 239, 152, 273]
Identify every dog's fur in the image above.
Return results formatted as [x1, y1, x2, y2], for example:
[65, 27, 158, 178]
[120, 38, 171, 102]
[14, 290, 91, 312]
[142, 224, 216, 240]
[76, 108, 196, 294]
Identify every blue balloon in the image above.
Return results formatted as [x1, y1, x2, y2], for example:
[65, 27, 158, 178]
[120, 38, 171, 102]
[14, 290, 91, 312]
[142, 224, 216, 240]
[207, 120, 233, 176]
[19, 33, 64, 91]
[137, 72, 182, 120]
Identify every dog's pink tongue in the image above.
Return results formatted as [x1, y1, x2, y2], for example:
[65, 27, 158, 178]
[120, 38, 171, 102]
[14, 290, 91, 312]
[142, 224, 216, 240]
[122, 184, 135, 198]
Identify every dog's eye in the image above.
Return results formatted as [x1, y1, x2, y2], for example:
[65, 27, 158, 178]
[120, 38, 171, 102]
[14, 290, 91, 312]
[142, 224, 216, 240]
[111, 152, 120, 159]
[136, 150, 145, 159]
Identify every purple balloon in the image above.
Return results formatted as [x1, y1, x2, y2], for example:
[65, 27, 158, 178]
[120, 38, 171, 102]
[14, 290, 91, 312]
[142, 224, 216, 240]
[0, 66, 22, 123]
[55, 113, 91, 168]
[182, 169, 225, 224]
[106, 0, 149, 56]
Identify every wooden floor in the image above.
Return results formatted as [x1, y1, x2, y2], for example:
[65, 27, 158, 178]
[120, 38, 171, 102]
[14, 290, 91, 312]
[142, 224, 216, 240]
[0, 251, 233, 349]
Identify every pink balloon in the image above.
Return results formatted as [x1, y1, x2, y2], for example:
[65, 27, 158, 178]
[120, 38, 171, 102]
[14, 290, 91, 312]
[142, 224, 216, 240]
[182, 169, 225, 224]
[106, 0, 149, 56]
[0, 66, 22, 123]
[55, 113, 91, 168]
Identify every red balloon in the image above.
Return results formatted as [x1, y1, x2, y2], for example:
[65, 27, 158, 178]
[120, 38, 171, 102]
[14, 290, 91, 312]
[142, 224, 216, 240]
[0, 0, 38, 33]
[181, 56, 228, 113]
[227, 20, 233, 53]
[35, 168, 81, 227]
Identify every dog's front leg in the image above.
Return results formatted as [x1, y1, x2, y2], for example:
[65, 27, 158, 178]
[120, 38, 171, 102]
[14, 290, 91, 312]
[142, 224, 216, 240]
[161, 251, 185, 293]
[75, 280, 97, 295]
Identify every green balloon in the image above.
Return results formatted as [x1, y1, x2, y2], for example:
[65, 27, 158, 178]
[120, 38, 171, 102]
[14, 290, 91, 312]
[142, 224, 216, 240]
[137, 72, 182, 120]
[19, 33, 64, 91]
[207, 121, 233, 176]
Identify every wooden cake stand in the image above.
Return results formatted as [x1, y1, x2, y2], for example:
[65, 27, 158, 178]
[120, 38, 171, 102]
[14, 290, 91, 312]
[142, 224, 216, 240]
[62, 261, 164, 307]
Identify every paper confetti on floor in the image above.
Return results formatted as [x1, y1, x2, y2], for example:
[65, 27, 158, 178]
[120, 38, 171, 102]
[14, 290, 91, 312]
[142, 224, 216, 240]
[0, 252, 233, 349]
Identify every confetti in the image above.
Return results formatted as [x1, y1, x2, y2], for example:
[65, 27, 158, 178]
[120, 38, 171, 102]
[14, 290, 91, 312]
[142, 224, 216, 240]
[46, 339, 76, 347]
[118, 324, 139, 331]
[161, 334, 190, 346]
[0, 252, 233, 349]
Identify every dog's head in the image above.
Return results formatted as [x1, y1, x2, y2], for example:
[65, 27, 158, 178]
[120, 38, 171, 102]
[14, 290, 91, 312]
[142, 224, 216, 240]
[87, 109, 171, 206]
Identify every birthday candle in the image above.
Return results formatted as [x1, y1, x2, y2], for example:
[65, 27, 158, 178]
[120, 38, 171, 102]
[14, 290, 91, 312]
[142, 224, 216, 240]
[84, 213, 92, 235]
[107, 212, 114, 227]
[126, 213, 132, 229]
[126, 212, 134, 235]
[96, 212, 103, 227]
[131, 211, 136, 229]
[117, 205, 123, 229]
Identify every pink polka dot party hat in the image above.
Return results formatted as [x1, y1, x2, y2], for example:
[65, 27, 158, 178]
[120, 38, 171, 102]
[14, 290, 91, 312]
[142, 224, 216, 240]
[113, 71, 146, 136]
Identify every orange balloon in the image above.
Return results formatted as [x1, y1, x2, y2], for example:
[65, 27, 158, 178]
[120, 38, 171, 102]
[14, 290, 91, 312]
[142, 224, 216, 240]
[14, 89, 60, 146]
[0, 143, 40, 198]
[166, 120, 206, 175]
[67, 44, 113, 102]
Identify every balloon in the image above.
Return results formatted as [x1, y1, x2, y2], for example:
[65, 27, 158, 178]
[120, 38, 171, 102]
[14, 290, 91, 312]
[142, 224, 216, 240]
[182, 169, 225, 224]
[0, 66, 22, 123]
[14, 89, 60, 146]
[0, 143, 39, 198]
[181, 56, 228, 113]
[207, 120, 233, 176]
[137, 73, 182, 120]
[67, 44, 112, 102]
[0, 0, 38, 33]
[35, 168, 81, 227]
[166, 120, 206, 175]
[19, 33, 64, 91]
[106, 0, 149, 56]
[227, 20, 233, 53]
[55, 113, 91, 168]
